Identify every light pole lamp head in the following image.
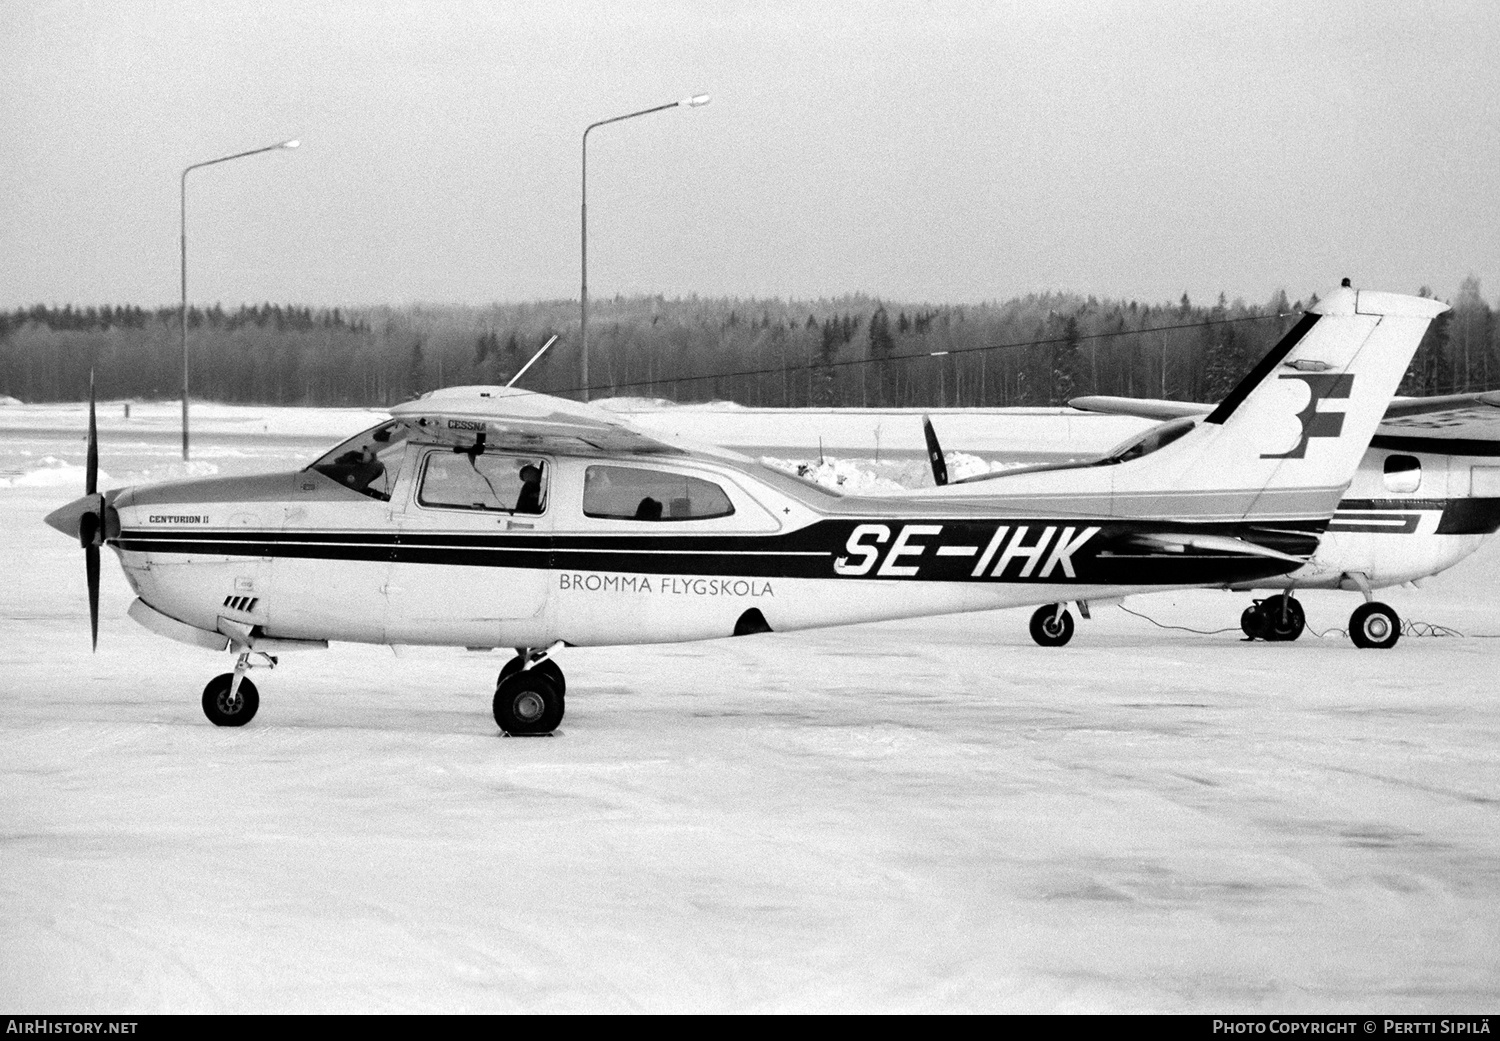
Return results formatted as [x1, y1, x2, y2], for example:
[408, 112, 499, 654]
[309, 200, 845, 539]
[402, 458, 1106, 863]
[280, 139, 301, 149]
[682, 94, 711, 108]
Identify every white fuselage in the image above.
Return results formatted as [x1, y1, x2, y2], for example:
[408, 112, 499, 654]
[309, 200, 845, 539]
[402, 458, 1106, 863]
[107, 441, 1315, 652]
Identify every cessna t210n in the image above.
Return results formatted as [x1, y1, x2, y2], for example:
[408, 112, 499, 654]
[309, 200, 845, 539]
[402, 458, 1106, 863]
[45, 285, 1444, 735]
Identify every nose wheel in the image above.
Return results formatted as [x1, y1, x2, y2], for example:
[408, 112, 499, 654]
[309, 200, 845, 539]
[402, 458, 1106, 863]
[1349, 601, 1400, 649]
[202, 673, 260, 727]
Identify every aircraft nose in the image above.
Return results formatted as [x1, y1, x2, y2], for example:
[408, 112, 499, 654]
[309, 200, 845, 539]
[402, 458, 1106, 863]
[45, 494, 95, 539]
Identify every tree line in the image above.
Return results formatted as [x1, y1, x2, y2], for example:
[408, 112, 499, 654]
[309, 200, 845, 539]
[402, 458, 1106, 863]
[1, 281, 1494, 407]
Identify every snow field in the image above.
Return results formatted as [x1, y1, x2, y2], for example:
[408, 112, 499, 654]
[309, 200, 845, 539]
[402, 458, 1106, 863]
[1, 406, 1497, 1012]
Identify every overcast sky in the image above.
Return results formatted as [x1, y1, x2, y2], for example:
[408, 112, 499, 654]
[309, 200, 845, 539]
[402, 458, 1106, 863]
[3, 0, 1497, 310]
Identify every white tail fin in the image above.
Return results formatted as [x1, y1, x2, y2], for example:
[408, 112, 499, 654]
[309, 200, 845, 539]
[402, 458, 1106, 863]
[1112, 285, 1447, 519]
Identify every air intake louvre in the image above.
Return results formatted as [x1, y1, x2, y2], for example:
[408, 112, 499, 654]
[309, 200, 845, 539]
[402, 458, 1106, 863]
[222, 595, 259, 613]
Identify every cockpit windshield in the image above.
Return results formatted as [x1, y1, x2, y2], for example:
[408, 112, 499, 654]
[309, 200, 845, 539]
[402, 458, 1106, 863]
[1101, 417, 1197, 464]
[308, 420, 409, 500]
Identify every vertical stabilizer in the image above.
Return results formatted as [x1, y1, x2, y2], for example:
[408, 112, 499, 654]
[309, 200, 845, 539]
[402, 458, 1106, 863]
[1112, 285, 1447, 519]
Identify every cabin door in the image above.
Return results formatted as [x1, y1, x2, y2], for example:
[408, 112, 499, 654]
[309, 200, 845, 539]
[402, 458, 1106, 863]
[384, 447, 553, 647]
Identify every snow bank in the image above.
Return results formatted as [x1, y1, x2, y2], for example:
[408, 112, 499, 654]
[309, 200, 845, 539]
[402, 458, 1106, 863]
[0, 457, 110, 489]
[761, 451, 1029, 493]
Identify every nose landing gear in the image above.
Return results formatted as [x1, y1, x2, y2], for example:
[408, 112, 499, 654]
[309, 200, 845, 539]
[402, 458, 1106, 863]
[201, 652, 274, 726]
[1349, 601, 1401, 649]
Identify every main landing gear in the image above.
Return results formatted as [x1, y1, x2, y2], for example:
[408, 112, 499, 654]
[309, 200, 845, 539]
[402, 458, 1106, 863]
[494, 644, 566, 736]
[1239, 593, 1306, 642]
[1030, 602, 1090, 647]
[1238, 586, 1402, 649]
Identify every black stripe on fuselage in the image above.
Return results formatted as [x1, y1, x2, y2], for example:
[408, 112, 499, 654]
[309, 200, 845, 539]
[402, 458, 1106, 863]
[1332, 497, 1500, 535]
[115, 518, 1324, 587]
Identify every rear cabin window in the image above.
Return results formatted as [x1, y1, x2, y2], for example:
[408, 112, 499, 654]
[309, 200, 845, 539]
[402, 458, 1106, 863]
[1383, 454, 1421, 494]
[419, 454, 547, 514]
[583, 465, 734, 521]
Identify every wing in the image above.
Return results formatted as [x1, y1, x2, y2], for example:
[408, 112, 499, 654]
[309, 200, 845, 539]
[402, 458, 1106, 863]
[1072, 390, 1500, 448]
[1375, 390, 1500, 447]
[1067, 395, 1211, 420]
[388, 386, 690, 456]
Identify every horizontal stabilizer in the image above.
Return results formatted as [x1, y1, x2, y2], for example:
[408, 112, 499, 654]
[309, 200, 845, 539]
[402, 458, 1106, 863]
[1128, 532, 1307, 564]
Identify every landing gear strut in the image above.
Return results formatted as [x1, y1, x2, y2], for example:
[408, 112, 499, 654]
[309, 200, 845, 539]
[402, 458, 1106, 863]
[494, 645, 566, 735]
[1240, 593, 1305, 642]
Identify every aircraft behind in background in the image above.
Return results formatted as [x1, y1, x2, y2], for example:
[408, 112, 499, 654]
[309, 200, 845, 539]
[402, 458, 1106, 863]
[45, 286, 1444, 734]
[1062, 388, 1500, 646]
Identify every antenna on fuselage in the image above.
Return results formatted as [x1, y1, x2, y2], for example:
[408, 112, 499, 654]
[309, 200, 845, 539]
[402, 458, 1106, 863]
[505, 334, 560, 389]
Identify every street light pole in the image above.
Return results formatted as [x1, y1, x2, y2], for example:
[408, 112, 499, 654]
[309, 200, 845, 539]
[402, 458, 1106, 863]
[180, 138, 300, 460]
[581, 94, 709, 402]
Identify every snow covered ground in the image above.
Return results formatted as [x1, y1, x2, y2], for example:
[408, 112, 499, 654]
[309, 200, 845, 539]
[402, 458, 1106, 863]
[2, 402, 1498, 1012]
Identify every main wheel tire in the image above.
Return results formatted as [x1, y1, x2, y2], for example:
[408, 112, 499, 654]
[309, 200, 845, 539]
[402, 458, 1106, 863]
[497, 656, 565, 695]
[1262, 596, 1305, 642]
[1349, 602, 1401, 649]
[1029, 604, 1075, 647]
[1240, 604, 1267, 640]
[493, 670, 564, 735]
[202, 674, 259, 727]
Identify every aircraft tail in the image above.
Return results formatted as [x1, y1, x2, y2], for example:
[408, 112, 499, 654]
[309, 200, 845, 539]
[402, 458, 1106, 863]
[1112, 285, 1447, 519]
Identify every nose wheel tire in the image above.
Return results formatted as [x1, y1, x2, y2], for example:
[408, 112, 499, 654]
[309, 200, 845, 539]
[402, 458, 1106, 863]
[1029, 604, 1075, 647]
[494, 669, 564, 735]
[202, 674, 260, 727]
[1349, 602, 1401, 649]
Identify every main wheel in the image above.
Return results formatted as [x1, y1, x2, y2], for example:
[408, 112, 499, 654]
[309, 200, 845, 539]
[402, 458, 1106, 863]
[1240, 604, 1267, 640]
[1261, 596, 1305, 642]
[202, 674, 259, 727]
[1349, 602, 1401, 649]
[493, 670, 564, 735]
[1029, 604, 1075, 647]
[497, 655, 565, 694]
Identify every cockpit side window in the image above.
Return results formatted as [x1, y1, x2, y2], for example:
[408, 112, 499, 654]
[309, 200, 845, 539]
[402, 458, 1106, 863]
[583, 465, 734, 521]
[308, 420, 408, 501]
[419, 453, 548, 514]
[1383, 454, 1421, 494]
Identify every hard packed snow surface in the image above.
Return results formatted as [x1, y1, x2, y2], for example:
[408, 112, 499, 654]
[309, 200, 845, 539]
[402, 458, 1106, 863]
[2, 403, 1498, 1013]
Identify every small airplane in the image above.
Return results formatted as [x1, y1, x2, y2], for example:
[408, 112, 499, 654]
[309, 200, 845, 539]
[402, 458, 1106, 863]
[45, 284, 1444, 735]
[1055, 388, 1500, 647]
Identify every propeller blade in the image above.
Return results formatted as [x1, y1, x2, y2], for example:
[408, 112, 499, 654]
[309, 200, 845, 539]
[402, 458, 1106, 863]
[86, 370, 98, 497]
[86, 543, 100, 652]
[922, 414, 949, 487]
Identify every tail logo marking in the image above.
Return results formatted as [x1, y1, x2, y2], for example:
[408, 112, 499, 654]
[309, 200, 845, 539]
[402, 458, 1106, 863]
[1260, 373, 1354, 460]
